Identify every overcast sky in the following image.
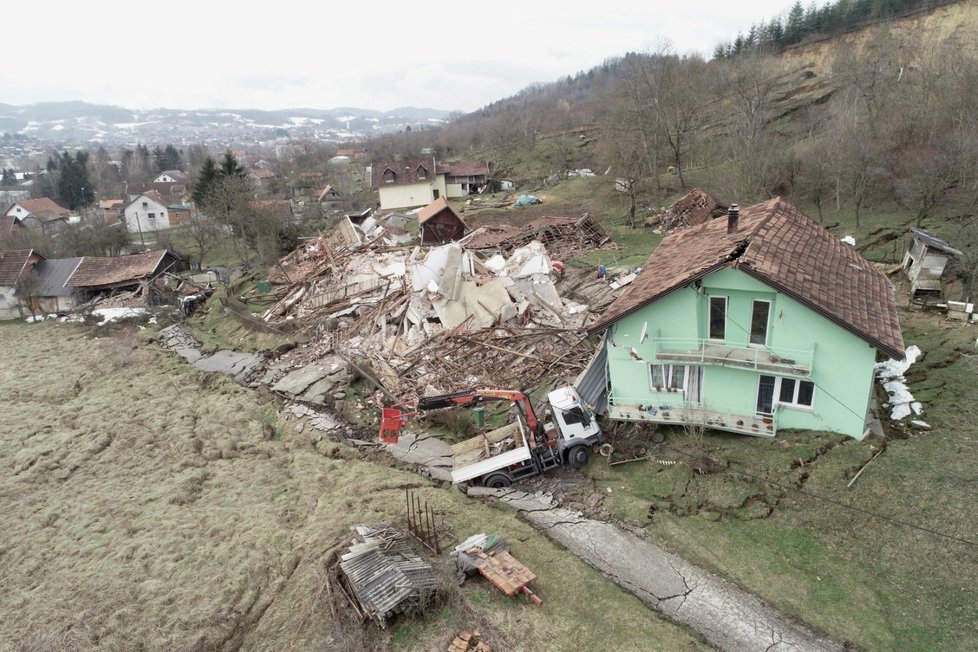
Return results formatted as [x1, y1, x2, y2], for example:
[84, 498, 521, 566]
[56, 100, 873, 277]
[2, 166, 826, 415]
[2, 1, 792, 113]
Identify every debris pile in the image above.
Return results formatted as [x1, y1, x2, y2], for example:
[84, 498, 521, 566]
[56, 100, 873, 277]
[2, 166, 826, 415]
[875, 344, 923, 420]
[337, 524, 438, 628]
[465, 213, 612, 261]
[448, 630, 492, 652]
[646, 188, 727, 231]
[452, 533, 541, 605]
[261, 231, 619, 395]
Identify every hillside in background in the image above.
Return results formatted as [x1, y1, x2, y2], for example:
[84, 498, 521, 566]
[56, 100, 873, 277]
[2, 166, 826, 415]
[377, 0, 978, 235]
[0, 102, 455, 147]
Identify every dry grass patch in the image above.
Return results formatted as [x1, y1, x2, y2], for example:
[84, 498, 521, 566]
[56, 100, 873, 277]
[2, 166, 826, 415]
[0, 322, 704, 651]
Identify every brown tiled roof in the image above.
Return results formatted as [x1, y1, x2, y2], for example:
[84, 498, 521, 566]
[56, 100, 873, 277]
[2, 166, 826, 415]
[0, 214, 16, 236]
[372, 157, 438, 188]
[248, 168, 276, 179]
[0, 249, 36, 286]
[66, 250, 174, 289]
[663, 188, 727, 228]
[589, 198, 904, 359]
[466, 217, 576, 249]
[8, 198, 69, 220]
[418, 197, 465, 226]
[439, 160, 489, 177]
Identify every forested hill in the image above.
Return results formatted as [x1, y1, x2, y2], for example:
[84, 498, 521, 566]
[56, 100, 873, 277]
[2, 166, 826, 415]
[384, 0, 978, 228]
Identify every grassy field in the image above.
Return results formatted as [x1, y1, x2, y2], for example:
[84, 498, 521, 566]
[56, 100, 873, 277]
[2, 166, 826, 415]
[0, 321, 706, 651]
[586, 306, 978, 650]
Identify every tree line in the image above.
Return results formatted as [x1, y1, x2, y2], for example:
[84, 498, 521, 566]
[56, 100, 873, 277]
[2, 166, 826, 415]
[714, 0, 960, 58]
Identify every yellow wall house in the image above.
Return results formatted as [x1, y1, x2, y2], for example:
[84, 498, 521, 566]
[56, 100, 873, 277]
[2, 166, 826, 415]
[372, 158, 447, 210]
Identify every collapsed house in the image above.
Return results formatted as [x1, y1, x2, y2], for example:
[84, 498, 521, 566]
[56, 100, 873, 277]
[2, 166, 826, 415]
[337, 524, 438, 628]
[262, 221, 624, 397]
[465, 214, 612, 261]
[649, 188, 727, 231]
[902, 227, 962, 303]
[67, 250, 180, 304]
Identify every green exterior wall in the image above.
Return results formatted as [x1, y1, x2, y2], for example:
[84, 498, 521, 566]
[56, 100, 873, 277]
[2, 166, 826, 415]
[606, 266, 879, 439]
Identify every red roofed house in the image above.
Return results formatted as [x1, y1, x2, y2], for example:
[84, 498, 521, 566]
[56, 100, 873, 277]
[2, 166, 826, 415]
[418, 197, 469, 246]
[584, 198, 904, 440]
[0, 249, 44, 320]
[4, 198, 71, 233]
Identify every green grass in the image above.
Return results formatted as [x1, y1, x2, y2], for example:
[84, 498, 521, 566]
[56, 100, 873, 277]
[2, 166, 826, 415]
[590, 307, 978, 651]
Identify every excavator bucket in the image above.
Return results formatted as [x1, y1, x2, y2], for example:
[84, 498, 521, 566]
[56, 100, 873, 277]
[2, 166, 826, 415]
[378, 402, 417, 444]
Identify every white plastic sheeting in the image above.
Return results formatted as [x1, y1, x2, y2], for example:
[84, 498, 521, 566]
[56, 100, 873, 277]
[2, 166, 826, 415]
[875, 344, 923, 420]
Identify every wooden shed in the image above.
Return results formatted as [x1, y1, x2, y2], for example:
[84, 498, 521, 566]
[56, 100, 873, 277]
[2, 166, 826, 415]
[418, 197, 468, 246]
[902, 227, 961, 300]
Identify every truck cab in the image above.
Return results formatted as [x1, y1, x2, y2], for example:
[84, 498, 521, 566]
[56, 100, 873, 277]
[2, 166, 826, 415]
[544, 387, 604, 468]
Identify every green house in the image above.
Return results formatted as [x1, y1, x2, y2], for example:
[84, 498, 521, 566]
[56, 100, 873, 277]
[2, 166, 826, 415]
[587, 198, 904, 440]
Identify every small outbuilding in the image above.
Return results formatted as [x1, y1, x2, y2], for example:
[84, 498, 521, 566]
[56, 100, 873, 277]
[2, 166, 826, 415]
[418, 197, 469, 246]
[902, 227, 961, 300]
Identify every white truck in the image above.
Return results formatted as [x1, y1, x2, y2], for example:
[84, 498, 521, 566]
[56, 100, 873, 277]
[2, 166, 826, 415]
[415, 386, 604, 488]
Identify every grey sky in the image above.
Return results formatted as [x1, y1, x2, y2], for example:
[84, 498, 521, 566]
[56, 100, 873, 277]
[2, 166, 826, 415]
[2, 1, 792, 112]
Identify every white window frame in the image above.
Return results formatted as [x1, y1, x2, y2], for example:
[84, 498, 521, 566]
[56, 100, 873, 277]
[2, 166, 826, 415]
[650, 364, 688, 393]
[749, 299, 771, 347]
[708, 295, 727, 341]
[756, 375, 815, 414]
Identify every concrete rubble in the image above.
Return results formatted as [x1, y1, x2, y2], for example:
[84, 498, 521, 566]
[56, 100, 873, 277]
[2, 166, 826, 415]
[255, 227, 625, 397]
[158, 324, 263, 383]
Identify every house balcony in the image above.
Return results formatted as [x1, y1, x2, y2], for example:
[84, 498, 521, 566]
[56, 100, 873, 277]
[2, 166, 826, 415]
[607, 395, 777, 438]
[651, 338, 813, 377]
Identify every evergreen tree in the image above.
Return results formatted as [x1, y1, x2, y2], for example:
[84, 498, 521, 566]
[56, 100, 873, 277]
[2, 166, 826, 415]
[192, 156, 219, 206]
[50, 151, 95, 209]
[1, 168, 15, 185]
[219, 151, 245, 178]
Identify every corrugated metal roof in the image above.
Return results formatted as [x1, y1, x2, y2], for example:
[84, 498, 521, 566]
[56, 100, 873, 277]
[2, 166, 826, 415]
[575, 333, 609, 414]
[33, 257, 83, 297]
[910, 227, 962, 256]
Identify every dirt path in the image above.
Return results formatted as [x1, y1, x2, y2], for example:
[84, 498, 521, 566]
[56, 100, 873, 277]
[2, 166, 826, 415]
[470, 488, 842, 652]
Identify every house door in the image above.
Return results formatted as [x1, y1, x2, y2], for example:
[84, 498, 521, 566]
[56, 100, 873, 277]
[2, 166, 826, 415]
[684, 366, 704, 405]
[433, 189, 440, 199]
[756, 375, 776, 414]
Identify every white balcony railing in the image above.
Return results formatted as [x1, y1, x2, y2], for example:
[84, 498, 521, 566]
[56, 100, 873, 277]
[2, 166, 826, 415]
[651, 338, 813, 377]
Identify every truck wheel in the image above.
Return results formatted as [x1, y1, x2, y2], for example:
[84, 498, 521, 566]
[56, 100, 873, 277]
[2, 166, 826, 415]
[568, 445, 590, 469]
[483, 474, 511, 489]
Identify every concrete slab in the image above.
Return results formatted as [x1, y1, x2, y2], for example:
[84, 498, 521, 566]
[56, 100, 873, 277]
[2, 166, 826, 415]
[385, 432, 453, 482]
[270, 365, 330, 395]
[194, 350, 263, 383]
[478, 488, 842, 652]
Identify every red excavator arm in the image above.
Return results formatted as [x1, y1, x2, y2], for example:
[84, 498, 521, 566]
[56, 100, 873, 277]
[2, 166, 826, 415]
[379, 388, 542, 445]
[417, 388, 541, 434]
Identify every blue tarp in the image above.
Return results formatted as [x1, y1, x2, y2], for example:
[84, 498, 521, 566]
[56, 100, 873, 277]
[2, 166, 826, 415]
[514, 194, 541, 207]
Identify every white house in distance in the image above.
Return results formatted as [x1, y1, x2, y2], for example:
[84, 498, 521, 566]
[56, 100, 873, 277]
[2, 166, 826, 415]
[124, 190, 191, 236]
[372, 158, 490, 210]
[153, 170, 187, 184]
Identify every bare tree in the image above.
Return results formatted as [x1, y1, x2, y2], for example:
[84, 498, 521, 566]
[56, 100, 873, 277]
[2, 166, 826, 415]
[656, 54, 712, 190]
